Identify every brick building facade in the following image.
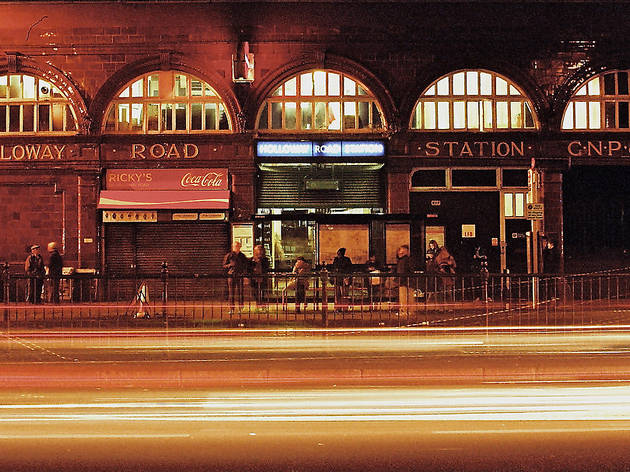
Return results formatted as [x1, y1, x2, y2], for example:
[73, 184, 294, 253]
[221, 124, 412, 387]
[0, 1, 628, 275]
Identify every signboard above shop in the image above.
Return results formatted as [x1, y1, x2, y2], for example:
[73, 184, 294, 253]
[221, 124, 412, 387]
[256, 141, 385, 158]
[105, 169, 229, 191]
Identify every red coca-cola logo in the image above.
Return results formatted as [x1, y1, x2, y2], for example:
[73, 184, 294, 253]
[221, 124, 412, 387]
[180, 172, 224, 188]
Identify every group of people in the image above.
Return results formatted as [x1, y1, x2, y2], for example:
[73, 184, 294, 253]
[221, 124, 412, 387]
[24, 242, 63, 304]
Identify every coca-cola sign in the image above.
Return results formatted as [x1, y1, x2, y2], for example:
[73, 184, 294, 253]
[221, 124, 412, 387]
[106, 168, 229, 191]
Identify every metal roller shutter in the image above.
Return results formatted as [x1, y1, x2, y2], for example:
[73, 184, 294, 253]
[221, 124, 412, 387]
[105, 224, 135, 276]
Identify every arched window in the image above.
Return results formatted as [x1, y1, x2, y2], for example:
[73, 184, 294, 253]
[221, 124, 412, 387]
[411, 70, 537, 131]
[256, 70, 385, 132]
[103, 71, 231, 133]
[562, 70, 630, 130]
[0, 74, 78, 134]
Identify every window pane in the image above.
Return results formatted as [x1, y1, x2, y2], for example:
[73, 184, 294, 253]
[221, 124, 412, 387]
[589, 101, 601, 129]
[467, 101, 479, 129]
[174, 103, 186, 130]
[344, 102, 356, 129]
[424, 85, 435, 96]
[504, 193, 514, 217]
[358, 84, 367, 95]
[300, 73, 313, 96]
[174, 75, 187, 97]
[496, 77, 508, 95]
[22, 104, 34, 132]
[411, 169, 446, 187]
[411, 105, 421, 129]
[437, 101, 449, 129]
[131, 79, 143, 98]
[118, 104, 130, 131]
[131, 103, 143, 131]
[496, 101, 509, 128]
[588, 78, 600, 96]
[285, 77, 297, 96]
[147, 103, 159, 131]
[453, 101, 465, 129]
[272, 86, 282, 97]
[524, 102, 535, 128]
[466, 71, 478, 95]
[204, 84, 216, 96]
[9, 105, 19, 132]
[314, 102, 326, 129]
[619, 102, 629, 128]
[66, 105, 76, 130]
[605, 102, 615, 128]
[343, 77, 356, 96]
[52, 86, 62, 98]
[510, 101, 521, 128]
[285, 102, 297, 129]
[191, 80, 203, 97]
[301, 102, 312, 129]
[162, 104, 173, 130]
[258, 103, 268, 129]
[452, 72, 465, 95]
[23, 76, 35, 99]
[39, 104, 50, 131]
[358, 101, 369, 128]
[328, 73, 340, 96]
[604, 73, 615, 95]
[0, 76, 6, 98]
[148, 75, 159, 97]
[51, 103, 64, 131]
[482, 100, 493, 130]
[575, 85, 587, 96]
[480, 72, 492, 95]
[423, 101, 436, 129]
[191, 103, 202, 130]
[509, 85, 520, 96]
[436, 77, 449, 95]
[219, 104, 229, 129]
[576, 103, 591, 128]
[372, 102, 382, 128]
[314, 71, 326, 96]
[619, 72, 629, 95]
[205, 103, 217, 130]
[119, 87, 130, 98]
[503, 169, 528, 187]
[39, 80, 51, 99]
[327, 102, 340, 130]
[562, 102, 574, 129]
[0, 105, 6, 131]
[9, 75, 21, 98]
[515, 193, 525, 217]
[452, 169, 496, 187]
[271, 102, 282, 129]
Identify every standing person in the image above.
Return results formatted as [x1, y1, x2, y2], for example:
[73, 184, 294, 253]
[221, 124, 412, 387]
[25, 244, 45, 304]
[250, 244, 270, 311]
[435, 245, 457, 309]
[222, 241, 249, 314]
[363, 255, 382, 310]
[331, 248, 352, 312]
[292, 256, 311, 313]
[396, 244, 412, 317]
[47, 242, 63, 304]
[542, 238, 560, 274]
[425, 240, 440, 303]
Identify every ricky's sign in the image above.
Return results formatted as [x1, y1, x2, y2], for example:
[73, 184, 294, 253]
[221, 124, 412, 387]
[106, 168, 229, 191]
[0, 144, 67, 161]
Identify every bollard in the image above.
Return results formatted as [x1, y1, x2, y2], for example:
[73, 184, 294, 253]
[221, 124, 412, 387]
[161, 261, 168, 319]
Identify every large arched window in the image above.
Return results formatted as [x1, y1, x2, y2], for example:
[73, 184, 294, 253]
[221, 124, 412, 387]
[0, 74, 78, 134]
[256, 70, 385, 132]
[103, 71, 231, 133]
[411, 70, 537, 131]
[562, 70, 630, 130]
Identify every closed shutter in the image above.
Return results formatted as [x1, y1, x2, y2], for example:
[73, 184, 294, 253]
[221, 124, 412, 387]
[258, 164, 383, 209]
[105, 224, 135, 276]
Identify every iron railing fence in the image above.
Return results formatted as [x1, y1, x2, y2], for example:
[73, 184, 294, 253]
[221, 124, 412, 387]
[2, 270, 630, 328]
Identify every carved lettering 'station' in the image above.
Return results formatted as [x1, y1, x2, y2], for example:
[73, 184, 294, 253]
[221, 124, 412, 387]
[0, 144, 66, 161]
[130, 143, 199, 159]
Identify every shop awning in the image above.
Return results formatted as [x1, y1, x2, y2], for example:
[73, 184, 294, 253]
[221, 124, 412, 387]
[98, 190, 230, 210]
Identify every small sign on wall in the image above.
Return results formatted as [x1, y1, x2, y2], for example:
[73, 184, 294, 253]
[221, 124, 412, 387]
[462, 224, 476, 238]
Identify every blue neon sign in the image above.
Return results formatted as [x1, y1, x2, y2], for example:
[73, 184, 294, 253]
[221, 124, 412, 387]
[256, 140, 385, 157]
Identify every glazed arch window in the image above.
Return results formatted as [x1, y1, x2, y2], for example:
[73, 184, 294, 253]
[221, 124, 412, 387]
[411, 70, 538, 131]
[562, 70, 630, 130]
[103, 71, 231, 133]
[256, 70, 385, 132]
[0, 74, 78, 134]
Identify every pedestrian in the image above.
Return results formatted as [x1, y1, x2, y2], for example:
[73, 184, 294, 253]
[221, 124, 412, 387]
[363, 255, 382, 310]
[292, 256, 311, 313]
[222, 241, 249, 314]
[331, 247, 352, 312]
[435, 245, 457, 309]
[542, 237, 560, 274]
[47, 242, 63, 304]
[250, 244, 270, 311]
[24, 244, 45, 304]
[396, 244, 412, 316]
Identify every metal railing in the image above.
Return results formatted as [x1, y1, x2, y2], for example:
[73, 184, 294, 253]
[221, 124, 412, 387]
[2, 269, 630, 328]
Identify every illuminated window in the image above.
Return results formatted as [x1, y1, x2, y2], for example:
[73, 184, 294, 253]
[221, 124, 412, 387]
[562, 70, 630, 130]
[257, 70, 385, 132]
[504, 192, 527, 218]
[103, 71, 231, 133]
[0, 74, 78, 134]
[411, 70, 537, 131]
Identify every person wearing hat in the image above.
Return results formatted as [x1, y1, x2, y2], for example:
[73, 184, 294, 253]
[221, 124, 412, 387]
[47, 242, 63, 304]
[24, 244, 45, 304]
